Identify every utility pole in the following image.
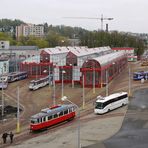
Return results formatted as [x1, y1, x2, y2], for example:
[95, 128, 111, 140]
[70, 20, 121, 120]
[82, 74, 85, 109]
[1, 68, 4, 119]
[16, 86, 20, 133]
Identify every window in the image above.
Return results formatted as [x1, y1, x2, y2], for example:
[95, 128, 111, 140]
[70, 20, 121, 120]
[43, 117, 46, 122]
[37, 118, 41, 123]
[59, 111, 63, 116]
[118, 94, 127, 100]
[95, 102, 103, 109]
[69, 108, 72, 113]
[53, 114, 58, 118]
[48, 116, 52, 120]
[64, 110, 68, 114]
[31, 119, 38, 124]
[3, 63, 7, 72]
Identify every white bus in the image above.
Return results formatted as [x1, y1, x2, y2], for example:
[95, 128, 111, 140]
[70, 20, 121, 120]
[94, 92, 128, 114]
[29, 76, 49, 90]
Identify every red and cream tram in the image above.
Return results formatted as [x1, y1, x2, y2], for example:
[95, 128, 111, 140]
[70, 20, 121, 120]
[30, 104, 76, 131]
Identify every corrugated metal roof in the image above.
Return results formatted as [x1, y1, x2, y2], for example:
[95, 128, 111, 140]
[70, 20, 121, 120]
[92, 51, 126, 66]
[43, 47, 70, 55]
[9, 46, 38, 50]
[112, 47, 134, 50]
[22, 55, 40, 63]
[41, 46, 112, 57]
[68, 46, 112, 57]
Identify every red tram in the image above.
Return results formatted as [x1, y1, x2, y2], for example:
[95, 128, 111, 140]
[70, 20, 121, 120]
[30, 104, 76, 131]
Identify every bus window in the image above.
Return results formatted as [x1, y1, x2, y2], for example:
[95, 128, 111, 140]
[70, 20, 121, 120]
[95, 102, 103, 109]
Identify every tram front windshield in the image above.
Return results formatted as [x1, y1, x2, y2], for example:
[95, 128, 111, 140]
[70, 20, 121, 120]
[29, 81, 35, 86]
[30, 118, 38, 124]
[95, 102, 104, 109]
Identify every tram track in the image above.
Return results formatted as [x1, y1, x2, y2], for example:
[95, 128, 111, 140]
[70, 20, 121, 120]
[0, 62, 144, 147]
[2, 108, 125, 148]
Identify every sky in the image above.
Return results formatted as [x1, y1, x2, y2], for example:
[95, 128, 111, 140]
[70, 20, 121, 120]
[0, 0, 148, 33]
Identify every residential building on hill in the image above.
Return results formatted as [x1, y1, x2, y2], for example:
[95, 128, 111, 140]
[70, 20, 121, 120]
[16, 24, 44, 40]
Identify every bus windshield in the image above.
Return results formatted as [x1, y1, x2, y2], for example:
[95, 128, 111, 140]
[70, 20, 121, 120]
[95, 102, 104, 109]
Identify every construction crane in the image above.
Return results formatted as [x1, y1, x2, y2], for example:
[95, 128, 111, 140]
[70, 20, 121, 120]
[64, 14, 114, 31]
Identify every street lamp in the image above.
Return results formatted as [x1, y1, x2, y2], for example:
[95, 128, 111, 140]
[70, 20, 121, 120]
[82, 74, 85, 110]
[45, 57, 51, 88]
[61, 70, 66, 97]
[61, 96, 81, 148]
[16, 86, 20, 133]
[93, 67, 95, 94]
[100, 68, 103, 88]
[106, 62, 115, 96]
[69, 64, 74, 88]
[0, 68, 4, 119]
[35, 46, 38, 80]
[105, 68, 108, 96]
[128, 63, 132, 97]
[82, 60, 88, 109]
[53, 67, 56, 106]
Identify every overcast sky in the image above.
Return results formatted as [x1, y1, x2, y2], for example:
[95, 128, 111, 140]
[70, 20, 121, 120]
[0, 0, 148, 33]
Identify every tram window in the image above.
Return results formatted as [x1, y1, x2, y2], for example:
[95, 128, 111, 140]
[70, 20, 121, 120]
[69, 108, 72, 113]
[48, 116, 52, 120]
[54, 114, 58, 118]
[72, 107, 74, 112]
[31, 119, 37, 124]
[43, 117, 46, 122]
[64, 110, 68, 114]
[31, 120, 35, 124]
[59, 111, 63, 116]
[37, 118, 40, 123]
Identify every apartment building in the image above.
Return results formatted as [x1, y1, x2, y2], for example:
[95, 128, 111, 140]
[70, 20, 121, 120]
[16, 24, 44, 40]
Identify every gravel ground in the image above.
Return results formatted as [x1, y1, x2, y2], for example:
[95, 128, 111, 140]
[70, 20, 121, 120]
[1, 61, 146, 148]
[7, 106, 127, 148]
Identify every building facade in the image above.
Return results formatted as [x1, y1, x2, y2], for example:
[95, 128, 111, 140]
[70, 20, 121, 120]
[0, 41, 10, 49]
[16, 24, 44, 40]
[20, 46, 127, 88]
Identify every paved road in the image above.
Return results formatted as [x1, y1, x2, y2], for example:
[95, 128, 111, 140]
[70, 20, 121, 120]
[84, 88, 148, 148]
[2, 61, 146, 148]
